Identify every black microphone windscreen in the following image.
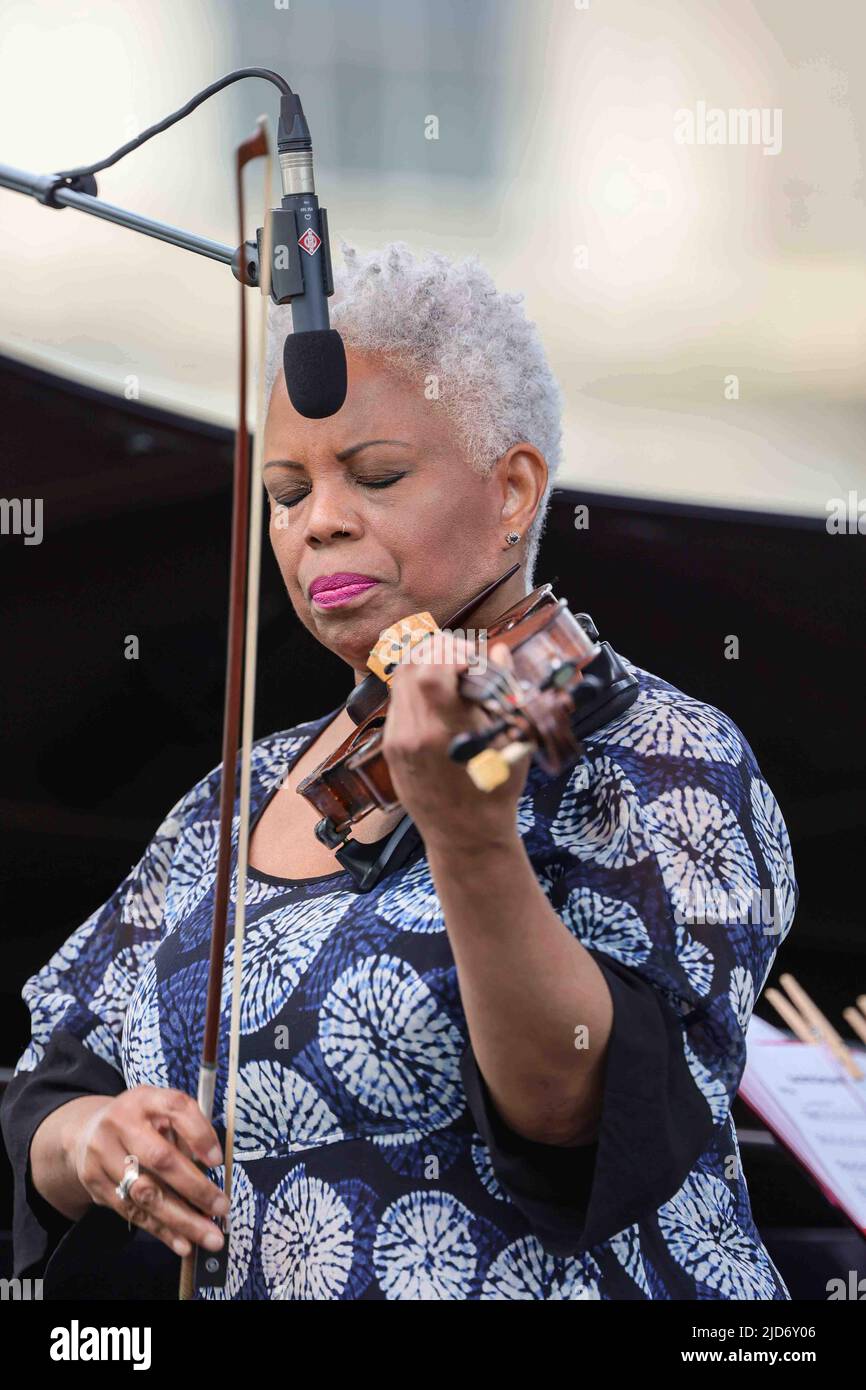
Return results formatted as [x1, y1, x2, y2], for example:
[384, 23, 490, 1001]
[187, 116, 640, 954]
[283, 329, 348, 419]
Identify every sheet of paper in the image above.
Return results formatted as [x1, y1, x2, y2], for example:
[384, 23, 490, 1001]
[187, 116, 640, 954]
[746, 1013, 785, 1045]
[740, 1040, 866, 1232]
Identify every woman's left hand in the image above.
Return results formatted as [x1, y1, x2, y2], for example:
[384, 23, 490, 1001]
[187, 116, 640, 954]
[381, 633, 531, 854]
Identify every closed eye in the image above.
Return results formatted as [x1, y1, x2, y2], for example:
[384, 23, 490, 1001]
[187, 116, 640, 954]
[273, 473, 408, 509]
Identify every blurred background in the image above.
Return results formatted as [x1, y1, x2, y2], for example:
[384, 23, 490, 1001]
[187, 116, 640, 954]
[1, 0, 864, 512]
[0, 0, 864, 1297]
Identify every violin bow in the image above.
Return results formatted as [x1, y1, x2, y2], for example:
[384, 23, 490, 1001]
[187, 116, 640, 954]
[179, 116, 274, 1301]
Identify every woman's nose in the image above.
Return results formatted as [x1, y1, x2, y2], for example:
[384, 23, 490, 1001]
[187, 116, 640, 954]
[303, 485, 358, 544]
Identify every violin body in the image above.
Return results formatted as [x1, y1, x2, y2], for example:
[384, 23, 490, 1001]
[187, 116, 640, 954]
[297, 580, 604, 848]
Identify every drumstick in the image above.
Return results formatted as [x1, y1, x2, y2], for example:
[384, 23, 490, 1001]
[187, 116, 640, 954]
[765, 987, 816, 1044]
[842, 1005, 866, 1048]
[779, 974, 864, 1081]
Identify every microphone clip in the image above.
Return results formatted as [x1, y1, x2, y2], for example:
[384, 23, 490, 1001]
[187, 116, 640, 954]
[256, 206, 335, 307]
[38, 171, 99, 208]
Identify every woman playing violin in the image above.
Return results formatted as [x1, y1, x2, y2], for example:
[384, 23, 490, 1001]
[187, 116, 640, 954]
[2, 241, 797, 1300]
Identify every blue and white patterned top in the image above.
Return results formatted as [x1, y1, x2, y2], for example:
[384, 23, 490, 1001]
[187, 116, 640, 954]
[7, 658, 797, 1300]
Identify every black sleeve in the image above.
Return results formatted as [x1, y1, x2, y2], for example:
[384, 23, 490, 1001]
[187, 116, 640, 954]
[0, 1028, 131, 1280]
[459, 952, 716, 1257]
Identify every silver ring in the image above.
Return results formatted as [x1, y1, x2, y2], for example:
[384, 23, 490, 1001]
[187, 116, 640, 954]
[115, 1153, 141, 1203]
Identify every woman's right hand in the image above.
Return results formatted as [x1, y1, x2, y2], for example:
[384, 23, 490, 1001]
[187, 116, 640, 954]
[60, 1086, 229, 1258]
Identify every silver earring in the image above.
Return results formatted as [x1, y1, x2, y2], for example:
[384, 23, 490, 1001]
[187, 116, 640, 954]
[505, 530, 520, 546]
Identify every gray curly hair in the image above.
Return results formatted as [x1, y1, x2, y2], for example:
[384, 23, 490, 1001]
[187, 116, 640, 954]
[264, 240, 563, 588]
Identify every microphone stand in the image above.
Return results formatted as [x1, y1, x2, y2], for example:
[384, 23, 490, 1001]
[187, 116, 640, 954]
[0, 70, 343, 414]
[0, 162, 260, 286]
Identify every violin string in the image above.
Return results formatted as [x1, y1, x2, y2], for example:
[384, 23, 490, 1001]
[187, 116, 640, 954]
[462, 652, 520, 727]
[223, 117, 273, 1227]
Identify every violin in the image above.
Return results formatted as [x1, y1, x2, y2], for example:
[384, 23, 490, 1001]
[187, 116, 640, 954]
[298, 562, 619, 850]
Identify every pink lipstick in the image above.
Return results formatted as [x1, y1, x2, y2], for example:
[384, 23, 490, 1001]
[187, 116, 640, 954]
[309, 572, 381, 609]
[312, 581, 379, 608]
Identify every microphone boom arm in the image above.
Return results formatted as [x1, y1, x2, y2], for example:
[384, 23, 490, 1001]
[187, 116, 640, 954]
[0, 69, 306, 287]
[1, 67, 345, 417]
[0, 160, 261, 286]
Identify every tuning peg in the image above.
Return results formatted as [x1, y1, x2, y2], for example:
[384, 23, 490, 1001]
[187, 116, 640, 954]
[466, 740, 534, 792]
[448, 719, 509, 764]
[571, 673, 604, 704]
[539, 657, 578, 692]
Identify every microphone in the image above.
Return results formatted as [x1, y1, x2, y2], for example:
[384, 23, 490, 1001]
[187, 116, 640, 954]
[264, 92, 347, 419]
